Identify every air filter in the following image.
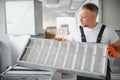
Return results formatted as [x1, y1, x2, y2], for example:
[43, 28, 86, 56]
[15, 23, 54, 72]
[17, 38, 108, 79]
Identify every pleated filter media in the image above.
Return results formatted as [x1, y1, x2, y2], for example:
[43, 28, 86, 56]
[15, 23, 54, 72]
[17, 38, 108, 79]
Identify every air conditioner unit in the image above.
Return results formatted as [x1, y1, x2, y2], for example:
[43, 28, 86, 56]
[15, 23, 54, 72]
[46, 0, 59, 4]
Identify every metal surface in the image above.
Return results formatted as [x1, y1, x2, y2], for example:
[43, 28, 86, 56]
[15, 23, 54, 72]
[17, 38, 108, 79]
[0, 65, 53, 80]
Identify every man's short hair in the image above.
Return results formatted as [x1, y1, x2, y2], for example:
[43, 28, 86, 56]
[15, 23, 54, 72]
[82, 3, 98, 15]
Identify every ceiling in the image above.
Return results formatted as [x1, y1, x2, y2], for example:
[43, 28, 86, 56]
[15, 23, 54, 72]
[2, 0, 89, 16]
[2, 0, 90, 13]
[39, 0, 88, 18]
[42, 0, 87, 11]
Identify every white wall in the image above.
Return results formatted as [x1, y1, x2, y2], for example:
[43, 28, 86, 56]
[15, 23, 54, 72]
[102, 0, 120, 30]
[0, 1, 11, 73]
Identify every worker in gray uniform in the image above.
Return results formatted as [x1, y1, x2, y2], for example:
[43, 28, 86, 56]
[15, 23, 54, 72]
[67, 3, 120, 80]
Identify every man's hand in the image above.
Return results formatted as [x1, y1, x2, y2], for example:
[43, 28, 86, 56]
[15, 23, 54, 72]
[107, 44, 119, 58]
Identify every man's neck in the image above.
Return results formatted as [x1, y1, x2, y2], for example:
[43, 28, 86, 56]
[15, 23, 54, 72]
[88, 22, 98, 29]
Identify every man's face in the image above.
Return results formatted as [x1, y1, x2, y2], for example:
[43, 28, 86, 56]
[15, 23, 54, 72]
[80, 8, 95, 27]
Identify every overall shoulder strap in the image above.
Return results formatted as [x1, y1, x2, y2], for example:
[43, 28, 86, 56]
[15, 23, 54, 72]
[79, 26, 86, 42]
[96, 24, 106, 43]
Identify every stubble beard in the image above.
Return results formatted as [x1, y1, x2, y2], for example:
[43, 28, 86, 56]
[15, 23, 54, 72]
[83, 25, 89, 27]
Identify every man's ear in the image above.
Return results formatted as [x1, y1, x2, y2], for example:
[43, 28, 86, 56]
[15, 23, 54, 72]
[92, 15, 97, 20]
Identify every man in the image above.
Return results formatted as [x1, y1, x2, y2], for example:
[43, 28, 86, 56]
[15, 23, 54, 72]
[67, 3, 120, 80]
